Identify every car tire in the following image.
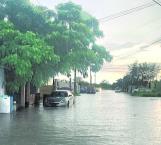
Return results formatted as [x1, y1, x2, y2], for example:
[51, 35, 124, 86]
[73, 98, 75, 104]
[43, 102, 47, 107]
[43, 97, 48, 107]
[67, 101, 70, 107]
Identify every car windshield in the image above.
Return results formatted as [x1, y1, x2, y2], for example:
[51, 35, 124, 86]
[51, 92, 68, 97]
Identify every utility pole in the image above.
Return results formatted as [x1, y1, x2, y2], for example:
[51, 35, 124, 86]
[152, 0, 161, 6]
[94, 72, 96, 84]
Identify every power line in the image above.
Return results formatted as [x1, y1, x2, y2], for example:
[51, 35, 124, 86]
[152, 0, 161, 6]
[140, 37, 161, 49]
[98, 2, 156, 22]
[113, 40, 161, 60]
[150, 38, 161, 45]
[34, 0, 157, 23]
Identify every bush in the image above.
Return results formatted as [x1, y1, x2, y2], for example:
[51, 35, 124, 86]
[132, 91, 161, 97]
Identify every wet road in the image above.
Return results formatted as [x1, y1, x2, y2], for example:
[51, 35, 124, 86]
[1, 90, 161, 145]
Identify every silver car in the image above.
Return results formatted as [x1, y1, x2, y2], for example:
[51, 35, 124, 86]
[43, 90, 74, 107]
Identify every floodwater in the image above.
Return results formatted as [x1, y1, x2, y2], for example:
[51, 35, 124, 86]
[1, 90, 161, 145]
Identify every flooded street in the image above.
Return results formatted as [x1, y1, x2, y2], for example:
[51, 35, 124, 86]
[1, 90, 161, 145]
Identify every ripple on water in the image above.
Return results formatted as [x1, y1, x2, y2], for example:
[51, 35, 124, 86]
[1, 91, 161, 145]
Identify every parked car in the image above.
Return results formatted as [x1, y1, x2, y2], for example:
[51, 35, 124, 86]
[115, 89, 122, 93]
[80, 86, 88, 93]
[43, 90, 74, 107]
[96, 87, 102, 92]
[58, 87, 71, 91]
[115, 87, 122, 93]
[87, 86, 96, 94]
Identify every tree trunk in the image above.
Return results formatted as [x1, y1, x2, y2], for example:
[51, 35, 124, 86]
[16, 85, 25, 110]
[90, 67, 92, 85]
[69, 76, 72, 91]
[149, 81, 151, 89]
[0, 67, 5, 95]
[53, 77, 57, 91]
[25, 82, 30, 107]
[74, 68, 77, 94]
[94, 72, 96, 84]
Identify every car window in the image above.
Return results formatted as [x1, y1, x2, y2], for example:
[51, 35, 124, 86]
[51, 92, 68, 97]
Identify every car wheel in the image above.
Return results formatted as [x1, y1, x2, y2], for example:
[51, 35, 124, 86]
[73, 98, 75, 104]
[43, 97, 48, 107]
[67, 101, 70, 107]
[43, 101, 48, 107]
[43, 102, 47, 107]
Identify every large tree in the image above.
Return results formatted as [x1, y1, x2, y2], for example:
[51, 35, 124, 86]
[129, 62, 159, 88]
[50, 2, 112, 93]
[1, 0, 112, 95]
[0, 21, 59, 93]
[0, 0, 60, 94]
[114, 62, 160, 92]
[2, 0, 54, 35]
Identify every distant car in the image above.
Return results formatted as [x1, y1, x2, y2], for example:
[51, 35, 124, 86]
[80, 87, 87, 93]
[132, 88, 139, 93]
[96, 88, 102, 92]
[115, 89, 121, 93]
[43, 90, 74, 107]
[87, 86, 96, 94]
[58, 87, 71, 91]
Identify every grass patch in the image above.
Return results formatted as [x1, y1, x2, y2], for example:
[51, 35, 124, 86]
[73, 92, 80, 96]
[132, 91, 161, 97]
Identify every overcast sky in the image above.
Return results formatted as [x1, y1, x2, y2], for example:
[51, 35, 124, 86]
[32, 0, 161, 83]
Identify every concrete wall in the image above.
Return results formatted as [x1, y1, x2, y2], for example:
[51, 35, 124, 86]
[40, 85, 53, 98]
[57, 80, 80, 93]
[40, 80, 80, 97]
[57, 80, 72, 89]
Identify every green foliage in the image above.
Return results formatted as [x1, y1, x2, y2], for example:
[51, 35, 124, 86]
[0, 21, 59, 92]
[129, 62, 159, 87]
[2, 0, 53, 35]
[79, 80, 90, 86]
[54, 2, 112, 75]
[0, 1, 6, 20]
[82, 12, 103, 38]
[152, 81, 161, 93]
[133, 81, 161, 97]
[91, 44, 112, 72]
[132, 91, 161, 97]
[67, 49, 97, 72]
[56, 2, 82, 23]
[99, 80, 111, 90]
[0, 0, 113, 94]
[113, 62, 160, 93]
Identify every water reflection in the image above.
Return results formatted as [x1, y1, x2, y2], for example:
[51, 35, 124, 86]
[0, 90, 161, 145]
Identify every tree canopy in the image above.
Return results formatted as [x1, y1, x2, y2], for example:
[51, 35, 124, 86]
[0, 21, 59, 92]
[0, 0, 112, 94]
[113, 62, 160, 91]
